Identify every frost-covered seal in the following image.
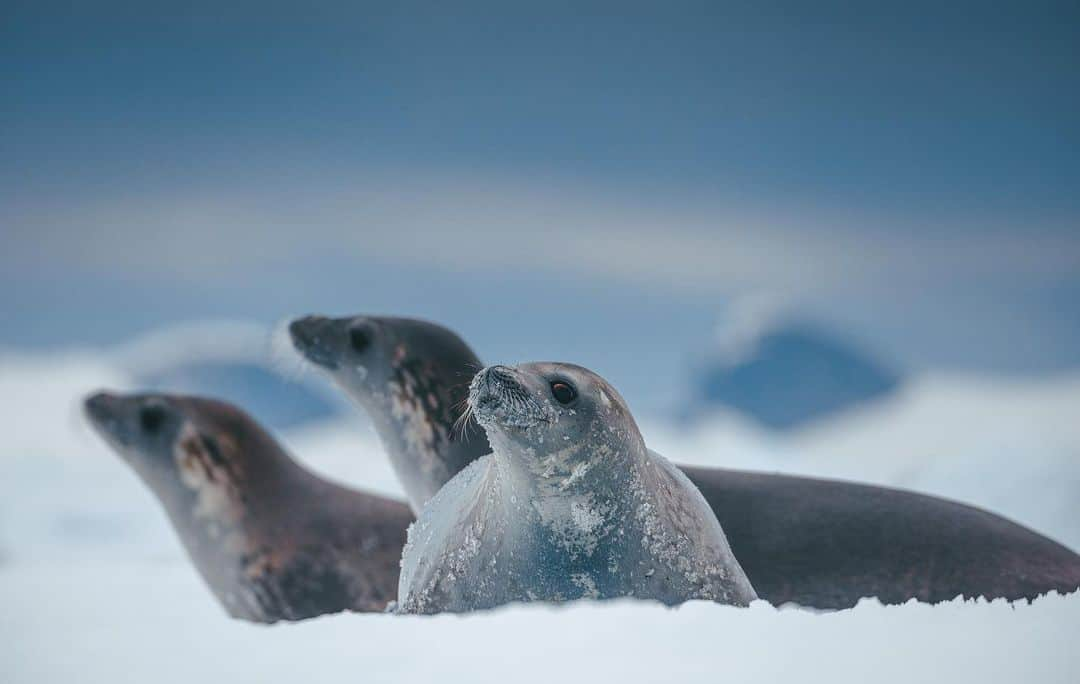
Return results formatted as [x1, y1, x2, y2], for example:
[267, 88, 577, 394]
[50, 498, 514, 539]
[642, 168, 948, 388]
[289, 315, 486, 514]
[293, 315, 1080, 609]
[84, 391, 411, 622]
[396, 363, 758, 614]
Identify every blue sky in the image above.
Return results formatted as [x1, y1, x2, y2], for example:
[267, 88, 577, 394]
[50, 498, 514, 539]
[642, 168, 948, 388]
[2, 2, 1078, 410]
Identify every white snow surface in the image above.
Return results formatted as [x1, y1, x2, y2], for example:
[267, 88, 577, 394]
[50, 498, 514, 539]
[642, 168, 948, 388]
[1, 350, 1079, 682]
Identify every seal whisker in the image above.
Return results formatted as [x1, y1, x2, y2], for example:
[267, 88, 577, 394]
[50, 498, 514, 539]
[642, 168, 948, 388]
[452, 403, 473, 443]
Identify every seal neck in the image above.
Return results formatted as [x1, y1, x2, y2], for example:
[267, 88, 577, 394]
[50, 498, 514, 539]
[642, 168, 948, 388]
[489, 429, 647, 508]
[363, 386, 490, 513]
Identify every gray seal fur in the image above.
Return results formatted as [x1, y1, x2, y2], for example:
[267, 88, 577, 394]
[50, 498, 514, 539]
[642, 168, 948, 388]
[396, 363, 757, 614]
[84, 391, 411, 622]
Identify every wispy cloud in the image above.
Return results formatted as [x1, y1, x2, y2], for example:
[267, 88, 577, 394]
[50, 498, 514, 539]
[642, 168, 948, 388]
[7, 171, 1078, 301]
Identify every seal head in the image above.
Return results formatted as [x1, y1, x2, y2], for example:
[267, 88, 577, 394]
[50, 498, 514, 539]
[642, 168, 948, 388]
[85, 392, 237, 512]
[84, 391, 410, 622]
[289, 315, 487, 513]
[467, 362, 644, 491]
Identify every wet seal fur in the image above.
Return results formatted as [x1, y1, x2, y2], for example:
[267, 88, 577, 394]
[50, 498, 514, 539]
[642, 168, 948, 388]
[84, 392, 411, 623]
[293, 315, 1080, 609]
[396, 363, 758, 614]
[290, 315, 485, 515]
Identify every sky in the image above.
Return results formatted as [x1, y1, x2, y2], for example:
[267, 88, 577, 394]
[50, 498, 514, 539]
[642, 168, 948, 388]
[2, 1, 1079, 409]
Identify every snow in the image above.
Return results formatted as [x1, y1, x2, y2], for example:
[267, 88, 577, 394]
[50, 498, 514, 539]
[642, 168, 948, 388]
[2, 564, 1076, 683]
[1, 350, 1078, 682]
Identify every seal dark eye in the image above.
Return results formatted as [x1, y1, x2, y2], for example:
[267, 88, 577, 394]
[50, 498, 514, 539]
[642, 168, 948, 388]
[349, 327, 370, 353]
[550, 381, 577, 405]
[139, 404, 166, 433]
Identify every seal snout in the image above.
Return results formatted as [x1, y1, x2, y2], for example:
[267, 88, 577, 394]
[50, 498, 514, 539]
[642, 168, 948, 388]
[83, 390, 119, 423]
[288, 315, 341, 369]
[83, 390, 132, 445]
[468, 365, 551, 429]
[469, 365, 517, 405]
[477, 365, 517, 392]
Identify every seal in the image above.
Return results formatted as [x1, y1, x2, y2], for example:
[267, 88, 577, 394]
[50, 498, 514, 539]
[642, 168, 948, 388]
[679, 466, 1080, 606]
[83, 391, 412, 623]
[289, 315, 487, 514]
[290, 314, 1080, 608]
[396, 362, 758, 614]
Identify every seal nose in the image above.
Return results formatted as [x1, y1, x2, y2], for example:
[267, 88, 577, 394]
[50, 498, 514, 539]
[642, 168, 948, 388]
[485, 365, 517, 387]
[83, 391, 117, 422]
[288, 315, 340, 369]
[288, 316, 324, 348]
[472, 365, 522, 401]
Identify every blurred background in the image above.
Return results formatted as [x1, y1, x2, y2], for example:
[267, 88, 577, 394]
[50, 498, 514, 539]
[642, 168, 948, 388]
[2, 2, 1078, 681]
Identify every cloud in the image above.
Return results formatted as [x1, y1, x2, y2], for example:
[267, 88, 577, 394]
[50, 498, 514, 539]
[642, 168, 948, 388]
[5, 170, 1079, 300]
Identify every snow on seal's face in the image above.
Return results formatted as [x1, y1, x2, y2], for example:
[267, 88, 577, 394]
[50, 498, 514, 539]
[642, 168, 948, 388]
[467, 362, 645, 481]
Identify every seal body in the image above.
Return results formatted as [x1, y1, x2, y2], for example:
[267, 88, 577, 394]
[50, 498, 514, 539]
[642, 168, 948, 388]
[397, 363, 757, 614]
[84, 392, 411, 622]
[682, 466, 1080, 607]
[292, 315, 1080, 609]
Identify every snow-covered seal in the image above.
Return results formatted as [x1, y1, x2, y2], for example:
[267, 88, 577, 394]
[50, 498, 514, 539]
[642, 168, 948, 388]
[289, 315, 487, 514]
[291, 315, 1080, 609]
[83, 391, 411, 622]
[396, 362, 758, 614]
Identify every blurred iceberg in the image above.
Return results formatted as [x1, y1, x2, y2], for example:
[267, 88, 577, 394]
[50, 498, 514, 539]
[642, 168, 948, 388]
[687, 301, 901, 429]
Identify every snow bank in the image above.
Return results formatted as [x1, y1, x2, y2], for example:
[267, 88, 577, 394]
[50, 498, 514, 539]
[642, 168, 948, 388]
[1, 561, 1076, 683]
